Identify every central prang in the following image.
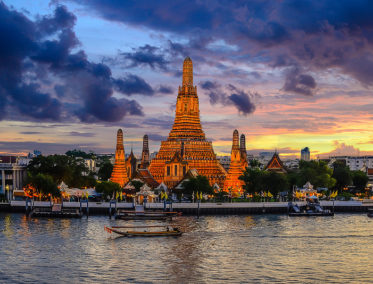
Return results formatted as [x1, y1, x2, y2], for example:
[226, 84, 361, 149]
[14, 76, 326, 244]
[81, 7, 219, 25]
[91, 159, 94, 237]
[148, 57, 227, 188]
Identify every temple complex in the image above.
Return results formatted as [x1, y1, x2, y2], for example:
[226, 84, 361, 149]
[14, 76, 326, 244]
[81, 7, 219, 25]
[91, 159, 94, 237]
[223, 130, 247, 195]
[149, 57, 227, 188]
[139, 134, 150, 169]
[110, 129, 129, 187]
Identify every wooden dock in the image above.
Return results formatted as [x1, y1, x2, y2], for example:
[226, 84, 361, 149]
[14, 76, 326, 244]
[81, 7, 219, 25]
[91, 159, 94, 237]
[28, 204, 82, 218]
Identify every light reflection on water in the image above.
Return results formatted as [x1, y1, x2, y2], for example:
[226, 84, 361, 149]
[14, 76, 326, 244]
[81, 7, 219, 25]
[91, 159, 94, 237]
[0, 213, 372, 283]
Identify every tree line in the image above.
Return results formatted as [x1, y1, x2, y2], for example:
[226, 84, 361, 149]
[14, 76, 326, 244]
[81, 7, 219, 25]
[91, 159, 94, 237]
[179, 160, 369, 201]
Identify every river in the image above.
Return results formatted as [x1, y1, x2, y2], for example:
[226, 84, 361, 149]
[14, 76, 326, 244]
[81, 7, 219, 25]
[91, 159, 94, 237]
[0, 213, 372, 283]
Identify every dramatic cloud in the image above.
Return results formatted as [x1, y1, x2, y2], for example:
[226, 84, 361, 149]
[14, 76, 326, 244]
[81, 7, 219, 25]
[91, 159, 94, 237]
[320, 141, 362, 158]
[157, 85, 174, 94]
[114, 74, 154, 96]
[71, 0, 373, 89]
[0, 3, 149, 123]
[120, 45, 169, 71]
[283, 67, 317, 96]
[200, 81, 257, 115]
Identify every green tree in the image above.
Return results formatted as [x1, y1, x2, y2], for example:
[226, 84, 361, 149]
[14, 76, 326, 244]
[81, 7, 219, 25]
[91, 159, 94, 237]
[351, 170, 368, 192]
[262, 171, 289, 196]
[27, 173, 60, 197]
[95, 181, 121, 199]
[182, 175, 214, 196]
[249, 159, 262, 168]
[332, 161, 352, 190]
[97, 161, 113, 181]
[65, 149, 95, 159]
[297, 160, 336, 189]
[239, 167, 264, 195]
[27, 155, 95, 188]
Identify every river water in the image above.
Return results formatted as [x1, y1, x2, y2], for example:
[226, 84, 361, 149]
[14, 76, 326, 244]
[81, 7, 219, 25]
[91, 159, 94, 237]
[0, 213, 372, 283]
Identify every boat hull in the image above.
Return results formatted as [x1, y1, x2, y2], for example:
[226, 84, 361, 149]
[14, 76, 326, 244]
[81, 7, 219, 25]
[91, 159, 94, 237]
[289, 212, 334, 217]
[115, 215, 170, 221]
[29, 208, 82, 218]
[110, 228, 182, 237]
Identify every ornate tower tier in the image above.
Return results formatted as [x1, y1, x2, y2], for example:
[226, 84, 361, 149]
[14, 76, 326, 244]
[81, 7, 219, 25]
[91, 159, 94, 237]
[240, 134, 247, 161]
[168, 57, 205, 141]
[224, 130, 245, 195]
[139, 134, 150, 169]
[110, 129, 129, 187]
[149, 57, 226, 188]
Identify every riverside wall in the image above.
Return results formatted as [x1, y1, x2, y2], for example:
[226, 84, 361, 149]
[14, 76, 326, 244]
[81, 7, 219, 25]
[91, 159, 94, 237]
[3, 200, 372, 215]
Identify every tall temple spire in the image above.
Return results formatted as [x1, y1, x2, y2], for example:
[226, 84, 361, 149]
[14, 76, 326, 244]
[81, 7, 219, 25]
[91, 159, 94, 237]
[223, 129, 245, 195]
[240, 134, 247, 161]
[149, 57, 227, 188]
[168, 57, 205, 141]
[110, 129, 129, 187]
[140, 134, 150, 169]
[182, 57, 193, 87]
[232, 130, 240, 161]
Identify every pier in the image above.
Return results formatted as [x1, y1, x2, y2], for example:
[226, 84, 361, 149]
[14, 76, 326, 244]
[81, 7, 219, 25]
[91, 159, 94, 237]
[4, 200, 372, 215]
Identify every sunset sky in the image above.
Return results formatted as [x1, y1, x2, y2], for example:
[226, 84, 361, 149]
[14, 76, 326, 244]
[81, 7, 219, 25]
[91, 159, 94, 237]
[1, 0, 373, 159]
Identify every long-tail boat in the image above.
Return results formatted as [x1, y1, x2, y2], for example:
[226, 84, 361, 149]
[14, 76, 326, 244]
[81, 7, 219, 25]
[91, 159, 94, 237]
[104, 225, 182, 237]
[115, 210, 182, 220]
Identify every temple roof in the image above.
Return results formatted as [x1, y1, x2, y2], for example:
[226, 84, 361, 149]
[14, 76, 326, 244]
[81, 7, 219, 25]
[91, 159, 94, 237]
[126, 149, 136, 162]
[134, 169, 159, 188]
[264, 153, 287, 173]
[166, 151, 187, 164]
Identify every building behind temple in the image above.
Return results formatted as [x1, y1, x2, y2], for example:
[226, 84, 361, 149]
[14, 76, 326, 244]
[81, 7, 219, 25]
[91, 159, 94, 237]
[0, 156, 29, 199]
[301, 147, 311, 161]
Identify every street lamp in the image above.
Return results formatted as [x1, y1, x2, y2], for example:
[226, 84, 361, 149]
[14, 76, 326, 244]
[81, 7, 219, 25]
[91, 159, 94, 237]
[5, 184, 10, 201]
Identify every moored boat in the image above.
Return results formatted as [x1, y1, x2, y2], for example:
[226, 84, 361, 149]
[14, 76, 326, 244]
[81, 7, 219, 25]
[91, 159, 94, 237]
[115, 209, 181, 220]
[368, 209, 373, 218]
[104, 225, 182, 237]
[288, 197, 334, 217]
[28, 204, 82, 218]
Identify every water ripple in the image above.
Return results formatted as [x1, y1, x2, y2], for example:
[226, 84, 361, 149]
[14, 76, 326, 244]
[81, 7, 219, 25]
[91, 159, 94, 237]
[0, 213, 372, 283]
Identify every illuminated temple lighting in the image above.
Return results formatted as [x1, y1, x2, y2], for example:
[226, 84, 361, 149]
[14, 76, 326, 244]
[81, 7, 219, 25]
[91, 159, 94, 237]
[223, 130, 248, 195]
[110, 129, 129, 187]
[149, 57, 227, 188]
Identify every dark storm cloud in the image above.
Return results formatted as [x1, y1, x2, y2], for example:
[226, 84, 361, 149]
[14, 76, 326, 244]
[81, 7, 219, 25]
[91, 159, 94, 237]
[0, 3, 147, 123]
[283, 67, 317, 96]
[114, 74, 154, 96]
[157, 85, 174, 94]
[200, 80, 220, 90]
[120, 45, 169, 71]
[72, 0, 373, 89]
[200, 81, 257, 115]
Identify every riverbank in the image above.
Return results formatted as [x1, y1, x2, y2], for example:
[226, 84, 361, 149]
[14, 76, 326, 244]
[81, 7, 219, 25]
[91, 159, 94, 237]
[2, 200, 372, 215]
